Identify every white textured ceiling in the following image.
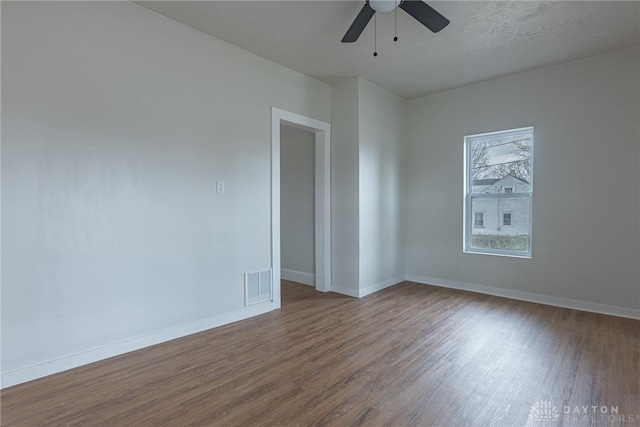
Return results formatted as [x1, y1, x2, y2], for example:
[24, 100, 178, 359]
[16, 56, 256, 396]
[137, 1, 640, 99]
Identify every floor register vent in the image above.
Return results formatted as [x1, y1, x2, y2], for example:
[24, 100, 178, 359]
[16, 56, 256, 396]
[245, 269, 272, 306]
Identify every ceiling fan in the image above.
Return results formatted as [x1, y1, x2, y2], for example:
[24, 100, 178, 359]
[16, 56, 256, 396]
[342, 0, 450, 43]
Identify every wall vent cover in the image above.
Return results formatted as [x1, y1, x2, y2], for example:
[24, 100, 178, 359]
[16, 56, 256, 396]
[245, 269, 272, 306]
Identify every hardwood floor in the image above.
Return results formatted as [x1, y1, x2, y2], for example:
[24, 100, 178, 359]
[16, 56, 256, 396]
[2, 281, 639, 426]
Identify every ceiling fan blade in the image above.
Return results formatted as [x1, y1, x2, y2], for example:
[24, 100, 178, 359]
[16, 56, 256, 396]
[341, 2, 376, 43]
[399, 0, 449, 33]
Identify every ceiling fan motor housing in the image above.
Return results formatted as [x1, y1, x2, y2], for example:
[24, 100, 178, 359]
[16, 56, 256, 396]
[369, 0, 401, 14]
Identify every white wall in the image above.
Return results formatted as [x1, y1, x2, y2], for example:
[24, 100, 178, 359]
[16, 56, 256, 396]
[280, 125, 315, 281]
[358, 79, 406, 295]
[1, 1, 331, 386]
[405, 46, 640, 313]
[330, 78, 406, 297]
[331, 79, 360, 296]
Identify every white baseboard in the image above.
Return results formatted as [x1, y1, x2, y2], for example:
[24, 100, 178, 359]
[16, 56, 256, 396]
[281, 268, 315, 286]
[331, 275, 405, 298]
[359, 275, 406, 297]
[1, 303, 275, 389]
[406, 275, 640, 320]
[330, 284, 360, 298]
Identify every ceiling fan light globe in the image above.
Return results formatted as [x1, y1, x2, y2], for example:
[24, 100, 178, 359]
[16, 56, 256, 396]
[369, 0, 401, 14]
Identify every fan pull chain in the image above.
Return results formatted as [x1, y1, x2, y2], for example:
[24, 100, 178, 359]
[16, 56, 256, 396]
[373, 14, 378, 56]
[394, 7, 398, 42]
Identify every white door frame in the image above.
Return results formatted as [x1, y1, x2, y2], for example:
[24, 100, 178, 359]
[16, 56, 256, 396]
[271, 107, 331, 308]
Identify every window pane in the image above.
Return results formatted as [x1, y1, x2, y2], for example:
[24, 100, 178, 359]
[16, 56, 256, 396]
[503, 212, 512, 226]
[469, 196, 529, 253]
[470, 130, 532, 195]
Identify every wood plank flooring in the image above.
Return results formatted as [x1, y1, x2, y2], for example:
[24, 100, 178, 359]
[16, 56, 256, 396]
[2, 281, 639, 426]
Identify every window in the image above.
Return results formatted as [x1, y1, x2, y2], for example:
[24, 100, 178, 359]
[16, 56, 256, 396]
[464, 127, 533, 257]
[503, 212, 512, 227]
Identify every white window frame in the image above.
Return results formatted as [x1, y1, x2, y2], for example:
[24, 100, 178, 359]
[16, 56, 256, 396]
[474, 211, 485, 228]
[463, 127, 533, 258]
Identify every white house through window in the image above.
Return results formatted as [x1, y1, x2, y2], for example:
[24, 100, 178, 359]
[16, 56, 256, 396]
[464, 127, 533, 257]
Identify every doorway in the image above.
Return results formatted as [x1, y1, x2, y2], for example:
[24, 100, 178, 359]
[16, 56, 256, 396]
[271, 108, 331, 308]
[280, 124, 315, 289]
